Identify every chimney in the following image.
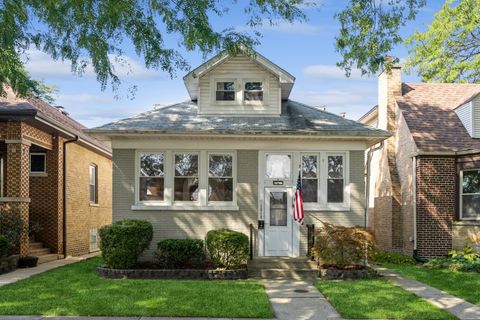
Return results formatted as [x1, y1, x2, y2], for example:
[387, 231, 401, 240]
[378, 56, 402, 131]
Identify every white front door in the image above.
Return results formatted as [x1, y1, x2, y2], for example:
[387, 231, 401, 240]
[264, 187, 293, 256]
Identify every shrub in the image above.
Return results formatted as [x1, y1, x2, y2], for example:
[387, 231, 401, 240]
[371, 250, 416, 265]
[0, 235, 9, 258]
[156, 239, 205, 269]
[0, 207, 26, 253]
[313, 222, 375, 268]
[205, 229, 249, 269]
[426, 246, 480, 272]
[99, 220, 153, 269]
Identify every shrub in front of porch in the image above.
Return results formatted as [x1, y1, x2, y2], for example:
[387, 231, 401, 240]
[156, 239, 206, 269]
[206, 229, 248, 270]
[0, 235, 9, 258]
[99, 220, 153, 269]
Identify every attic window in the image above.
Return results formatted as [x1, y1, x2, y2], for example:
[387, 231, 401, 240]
[244, 82, 263, 101]
[216, 82, 235, 101]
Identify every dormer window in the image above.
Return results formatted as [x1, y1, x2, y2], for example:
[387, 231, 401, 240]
[244, 82, 263, 101]
[216, 81, 235, 101]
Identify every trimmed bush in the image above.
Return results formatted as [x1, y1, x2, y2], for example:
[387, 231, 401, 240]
[313, 222, 375, 268]
[99, 220, 153, 269]
[205, 229, 248, 269]
[156, 239, 205, 269]
[371, 250, 416, 265]
[0, 235, 9, 258]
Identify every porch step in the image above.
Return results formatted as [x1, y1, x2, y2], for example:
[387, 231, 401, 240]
[29, 248, 51, 256]
[29, 242, 43, 250]
[249, 268, 319, 280]
[38, 253, 58, 264]
[248, 257, 318, 280]
[29, 241, 57, 264]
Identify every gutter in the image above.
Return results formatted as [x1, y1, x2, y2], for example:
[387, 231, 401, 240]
[62, 135, 79, 258]
[364, 141, 384, 228]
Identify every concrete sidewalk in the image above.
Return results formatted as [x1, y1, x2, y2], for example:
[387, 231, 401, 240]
[376, 266, 480, 320]
[0, 252, 99, 287]
[262, 279, 342, 320]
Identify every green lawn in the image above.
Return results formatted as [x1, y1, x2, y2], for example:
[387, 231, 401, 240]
[316, 278, 456, 320]
[0, 257, 273, 318]
[384, 262, 480, 306]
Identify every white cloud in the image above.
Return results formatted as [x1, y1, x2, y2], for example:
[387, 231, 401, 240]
[237, 19, 323, 36]
[303, 64, 372, 80]
[23, 49, 163, 80]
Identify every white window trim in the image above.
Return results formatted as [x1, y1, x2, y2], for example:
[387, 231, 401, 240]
[30, 152, 47, 176]
[212, 78, 238, 105]
[324, 152, 350, 211]
[133, 150, 238, 211]
[459, 169, 480, 220]
[242, 78, 268, 106]
[300, 153, 320, 207]
[89, 163, 98, 204]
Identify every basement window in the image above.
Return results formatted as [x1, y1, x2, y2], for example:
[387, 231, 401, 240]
[460, 170, 480, 220]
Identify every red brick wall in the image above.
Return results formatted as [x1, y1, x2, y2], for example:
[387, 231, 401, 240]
[416, 156, 456, 258]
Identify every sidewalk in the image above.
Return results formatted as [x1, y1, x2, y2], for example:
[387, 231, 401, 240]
[376, 266, 480, 320]
[0, 252, 99, 287]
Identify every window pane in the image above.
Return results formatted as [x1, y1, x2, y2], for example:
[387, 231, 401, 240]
[244, 91, 263, 101]
[174, 177, 199, 201]
[463, 170, 480, 194]
[302, 179, 318, 203]
[216, 91, 235, 101]
[209, 155, 232, 177]
[217, 82, 234, 91]
[302, 155, 317, 178]
[89, 166, 96, 185]
[175, 154, 198, 176]
[269, 191, 287, 226]
[266, 154, 291, 179]
[89, 185, 96, 202]
[208, 178, 233, 201]
[140, 153, 164, 177]
[139, 177, 164, 201]
[245, 82, 262, 90]
[328, 156, 344, 179]
[328, 179, 344, 203]
[30, 154, 45, 172]
[462, 194, 480, 218]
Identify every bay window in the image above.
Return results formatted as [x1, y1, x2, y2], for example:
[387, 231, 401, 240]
[301, 155, 318, 203]
[139, 153, 165, 201]
[208, 154, 234, 202]
[461, 170, 480, 219]
[174, 153, 199, 201]
[327, 155, 344, 203]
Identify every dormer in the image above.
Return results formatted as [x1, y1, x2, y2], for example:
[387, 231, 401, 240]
[183, 49, 295, 116]
[455, 93, 480, 138]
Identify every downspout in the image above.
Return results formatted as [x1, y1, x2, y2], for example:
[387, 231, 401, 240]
[62, 135, 78, 258]
[365, 142, 384, 228]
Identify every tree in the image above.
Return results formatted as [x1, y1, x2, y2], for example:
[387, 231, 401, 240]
[406, 0, 480, 83]
[334, 0, 426, 76]
[0, 0, 306, 100]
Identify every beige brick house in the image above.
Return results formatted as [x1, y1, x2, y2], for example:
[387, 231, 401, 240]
[360, 64, 480, 258]
[89, 49, 389, 257]
[0, 89, 112, 263]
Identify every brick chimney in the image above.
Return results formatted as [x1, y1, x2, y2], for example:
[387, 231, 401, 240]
[377, 57, 402, 131]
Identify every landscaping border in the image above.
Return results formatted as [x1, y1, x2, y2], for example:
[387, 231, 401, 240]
[96, 266, 247, 280]
[0, 255, 19, 275]
[319, 266, 378, 280]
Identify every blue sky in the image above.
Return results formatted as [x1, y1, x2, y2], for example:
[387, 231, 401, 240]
[23, 0, 444, 128]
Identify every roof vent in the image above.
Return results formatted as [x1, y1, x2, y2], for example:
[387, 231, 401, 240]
[339, 112, 346, 118]
[153, 103, 165, 110]
[317, 105, 327, 111]
[54, 106, 69, 116]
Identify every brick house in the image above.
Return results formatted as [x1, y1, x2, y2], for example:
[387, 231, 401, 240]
[360, 63, 480, 258]
[0, 88, 112, 263]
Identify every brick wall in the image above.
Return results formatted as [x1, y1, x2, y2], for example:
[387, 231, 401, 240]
[65, 143, 112, 256]
[416, 156, 456, 258]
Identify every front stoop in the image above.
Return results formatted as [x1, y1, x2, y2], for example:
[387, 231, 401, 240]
[248, 257, 318, 280]
[29, 242, 57, 264]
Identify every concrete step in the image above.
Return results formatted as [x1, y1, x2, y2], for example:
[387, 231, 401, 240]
[29, 242, 43, 250]
[249, 268, 319, 280]
[29, 248, 50, 256]
[38, 254, 58, 264]
[249, 261, 317, 270]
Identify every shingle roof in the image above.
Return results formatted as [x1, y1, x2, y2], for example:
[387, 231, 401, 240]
[90, 100, 389, 139]
[396, 83, 480, 152]
[0, 94, 111, 154]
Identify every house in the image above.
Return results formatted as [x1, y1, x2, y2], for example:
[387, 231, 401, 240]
[0, 88, 112, 263]
[360, 63, 480, 258]
[88, 49, 389, 257]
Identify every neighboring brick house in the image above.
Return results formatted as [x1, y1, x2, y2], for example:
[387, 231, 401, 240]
[360, 64, 480, 258]
[0, 88, 112, 263]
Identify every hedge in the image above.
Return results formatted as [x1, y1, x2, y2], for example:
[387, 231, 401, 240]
[156, 239, 205, 269]
[205, 229, 248, 269]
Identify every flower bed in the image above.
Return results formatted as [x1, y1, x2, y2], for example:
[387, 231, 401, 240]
[96, 266, 247, 280]
[319, 264, 378, 280]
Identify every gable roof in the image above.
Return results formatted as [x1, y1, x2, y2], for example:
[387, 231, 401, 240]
[88, 100, 390, 145]
[183, 48, 296, 101]
[0, 94, 111, 155]
[397, 83, 480, 153]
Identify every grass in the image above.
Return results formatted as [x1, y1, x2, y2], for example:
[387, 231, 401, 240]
[384, 262, 480, 306]
[0, 257, 273, 318]
[316, 278, 456, 320]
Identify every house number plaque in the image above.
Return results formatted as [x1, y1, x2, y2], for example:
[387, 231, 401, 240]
[273, 180, 284, 186]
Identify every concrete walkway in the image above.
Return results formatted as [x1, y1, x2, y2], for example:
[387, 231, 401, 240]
[0, 252, 99, 287]
[262, 279, 342, 320]
[376, 266, 480, 320]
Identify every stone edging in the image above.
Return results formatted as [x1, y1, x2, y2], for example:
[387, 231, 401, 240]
[0, 255, 19, 275]
[96, 266, 248, 280]
[319, 267, 378, 280]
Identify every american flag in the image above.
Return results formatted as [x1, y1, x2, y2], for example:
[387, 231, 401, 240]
[293, 171, 304, 224]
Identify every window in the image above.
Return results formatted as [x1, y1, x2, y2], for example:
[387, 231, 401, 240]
[461, 170, 480, 219]
[174, 153, 199, 201]
[208, 154, 233, 202]
[30, 153, 46, 173]
[327, 155, 344, 203]
[244, 82, 263, 101]
[266, 154, 291, 179]
[216, 81, 235, 101]
[302, 155, 318, 203]
[89, 228, 99, 252]
[139, 153, 164, 201]
[89, 164, 98, 204]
